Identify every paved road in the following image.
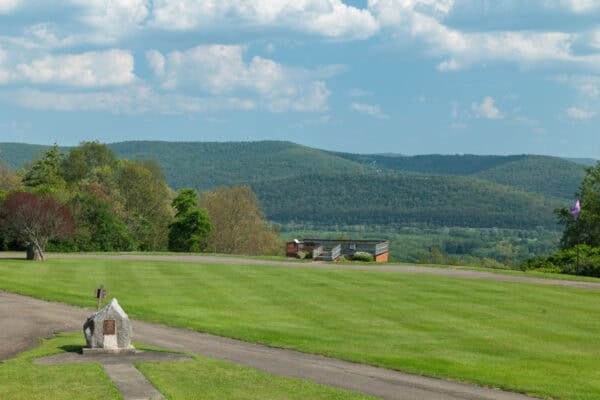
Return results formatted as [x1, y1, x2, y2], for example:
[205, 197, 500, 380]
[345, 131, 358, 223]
[0, 291, 537, 400]
[2, 251, 600, 291]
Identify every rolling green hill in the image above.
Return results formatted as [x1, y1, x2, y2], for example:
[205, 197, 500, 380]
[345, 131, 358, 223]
[0, 141, 580, 229]
[109, 141, 367, 189]
[474, 156, 585, 199]
[0, 142, 52, 170]
[333, 152, 585, 199]
[252, 172, 563, 229]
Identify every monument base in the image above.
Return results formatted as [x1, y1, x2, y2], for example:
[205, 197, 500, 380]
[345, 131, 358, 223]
[82, 347, 137, 355]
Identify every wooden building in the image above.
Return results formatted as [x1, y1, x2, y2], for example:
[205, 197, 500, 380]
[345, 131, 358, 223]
[286, 239, 389, 262]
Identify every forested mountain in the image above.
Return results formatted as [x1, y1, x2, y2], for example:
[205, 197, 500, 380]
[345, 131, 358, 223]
[0, 143, 52, 170]
[253, 173, 562, 229]
[0, 140, 585, 230]
[334, 152, 585, 199]
[109, 141, 366, 189]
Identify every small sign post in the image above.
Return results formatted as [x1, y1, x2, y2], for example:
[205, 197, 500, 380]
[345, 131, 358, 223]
[95, 284, 107, 311]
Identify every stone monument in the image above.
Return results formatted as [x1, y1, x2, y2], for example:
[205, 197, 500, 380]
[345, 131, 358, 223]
[83, 298, 134, 354]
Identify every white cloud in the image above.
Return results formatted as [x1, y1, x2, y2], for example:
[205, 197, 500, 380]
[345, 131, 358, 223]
[369, 0, 600, 71]
[149, 45, 333, 112]
[8, 87, 256, 114]
[15, 50, 135, 87]
[555, 75, 600, 99]
[146, 50, 166, 77]
[0, 0, 20, 14]
[557, 0, 600, 13]
[351, 102, 389, 119]
[0, 48, 10, 83]
[567, 106, 596, 120]
[69, 0, 149, 43]
[471, 96, 502, 119]
[151, 0, 378, 39]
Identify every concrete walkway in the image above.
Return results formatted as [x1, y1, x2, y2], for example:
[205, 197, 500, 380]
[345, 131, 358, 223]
[2, 252, 599, 291]
[0, 291, 537, 400]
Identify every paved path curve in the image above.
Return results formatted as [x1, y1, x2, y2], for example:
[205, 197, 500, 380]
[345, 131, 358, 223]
[0, 291, 537, 400]
[2, 252, 600, 291]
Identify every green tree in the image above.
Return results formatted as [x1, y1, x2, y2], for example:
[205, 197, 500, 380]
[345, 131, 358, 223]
[168, 189, 212, 252]
[557, 161, 600, 249]
[201, 186, 282, 255]
[66, 190, 135, 252]
[22, 145, 67, 196]
[0, 162, 21, 194]
[61, 141, 117, 186]
[116, 159, 173, 250]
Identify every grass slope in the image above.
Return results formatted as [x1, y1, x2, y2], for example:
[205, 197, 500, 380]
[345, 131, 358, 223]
[1, 258, 599, 399]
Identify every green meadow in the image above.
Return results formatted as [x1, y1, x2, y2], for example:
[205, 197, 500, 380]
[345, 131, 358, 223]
[1, 258, 599, 399]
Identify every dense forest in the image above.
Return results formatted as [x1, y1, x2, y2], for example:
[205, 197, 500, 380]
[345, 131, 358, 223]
[253, 172, 563, 229]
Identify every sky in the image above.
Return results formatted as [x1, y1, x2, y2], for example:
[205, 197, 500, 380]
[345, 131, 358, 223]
[0, 0, 599, 157]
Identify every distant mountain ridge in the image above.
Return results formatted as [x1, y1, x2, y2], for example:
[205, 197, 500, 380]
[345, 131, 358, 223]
[0, 140, 584, 229]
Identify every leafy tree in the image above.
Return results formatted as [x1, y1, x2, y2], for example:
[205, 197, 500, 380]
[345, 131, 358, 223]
[556, 161, 600, 249]
[116, 159, 173, 250]
[66, 190, 135, 251]
[168, 189, 212, 252]
[61, 141, 117, 186]
[0, 162, 21, 193]
[22, 145, 67, 196]
[201, 186, 282, 255]
[1, 192, 75, 260]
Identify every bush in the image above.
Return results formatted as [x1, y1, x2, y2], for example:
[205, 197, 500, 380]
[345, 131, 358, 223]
[352, 252, 374, 262]
[522, 244, 600, 277]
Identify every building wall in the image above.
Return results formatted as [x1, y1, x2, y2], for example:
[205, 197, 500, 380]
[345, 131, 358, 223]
[375, 252, 389, 263]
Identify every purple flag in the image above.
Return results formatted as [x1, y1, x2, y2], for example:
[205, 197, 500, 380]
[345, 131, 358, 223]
[571, 199, 581, 219]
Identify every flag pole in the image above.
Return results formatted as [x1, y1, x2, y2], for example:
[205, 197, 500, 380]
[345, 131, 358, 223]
[571, 199, 581, 275]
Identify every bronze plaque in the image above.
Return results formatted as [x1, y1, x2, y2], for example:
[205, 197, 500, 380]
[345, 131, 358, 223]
[103, 319, 116, 335]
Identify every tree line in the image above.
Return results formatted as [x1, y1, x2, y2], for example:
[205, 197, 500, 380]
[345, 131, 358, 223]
[523, 161, 600, 277]
[0, 142, 281, 260]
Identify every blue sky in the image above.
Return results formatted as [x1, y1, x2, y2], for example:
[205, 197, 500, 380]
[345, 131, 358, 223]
[0, 0, 599, 157]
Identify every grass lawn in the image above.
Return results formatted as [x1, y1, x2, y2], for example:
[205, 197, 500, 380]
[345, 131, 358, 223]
[0, 334, 371, 400]
[1, 258, 599, 399]
[0, 333, 120, 400]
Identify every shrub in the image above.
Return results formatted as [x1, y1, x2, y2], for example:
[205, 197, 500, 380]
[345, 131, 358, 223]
[522, 244, 600, 277]
[352, 252, 374, 262]
[296, 250, 307, 260]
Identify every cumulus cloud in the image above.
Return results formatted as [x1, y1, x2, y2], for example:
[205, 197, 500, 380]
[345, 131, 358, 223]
[0, 0, 20, 14]
[151, 0, 378, 39]
[567, 106, 596, 120]
[0, 48, 10, 83]
[471, 96, 502, 119]
[369, 0, 600, 71]
[351, 102, 389, 119]
[15, 49, 135, 87]
[69, 0, 149, 43]
[148, 45, 333, 112]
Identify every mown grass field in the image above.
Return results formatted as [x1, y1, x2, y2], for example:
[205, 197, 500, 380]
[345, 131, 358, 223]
[0, 333, 370, 400]
[1, 257, 599, 399]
